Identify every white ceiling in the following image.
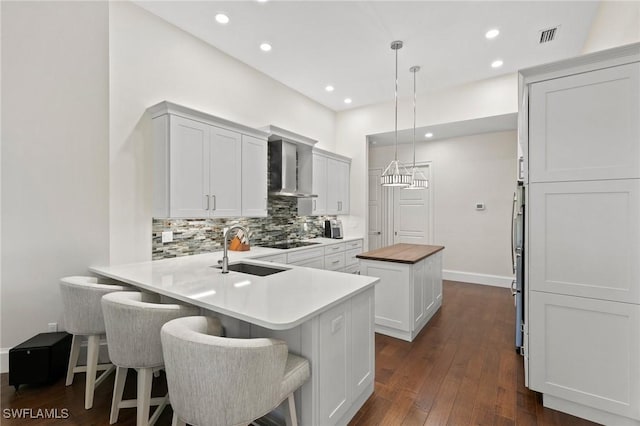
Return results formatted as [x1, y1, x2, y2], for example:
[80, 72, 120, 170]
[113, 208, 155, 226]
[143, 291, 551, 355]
[135, 1, 600, 112]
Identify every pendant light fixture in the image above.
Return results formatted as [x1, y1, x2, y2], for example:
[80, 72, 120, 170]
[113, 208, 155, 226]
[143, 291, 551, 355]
[405, 65, 429, 190]
[381, 40, 411, 187]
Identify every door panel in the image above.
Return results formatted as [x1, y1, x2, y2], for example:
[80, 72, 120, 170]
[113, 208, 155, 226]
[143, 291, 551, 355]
[210, 126, 242, 217]
[529, 180, 640, 304]
[169, 116, 209, 218]
[368, 169, 382, 250]
[529, 63, 640, 182]
[393, 166, 431, 244]
[241, 135, 267, 217]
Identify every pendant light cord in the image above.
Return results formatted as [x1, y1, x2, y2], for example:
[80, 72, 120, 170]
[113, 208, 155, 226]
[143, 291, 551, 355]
[412, 68, 416, 168]
[394, 45, 399, 162]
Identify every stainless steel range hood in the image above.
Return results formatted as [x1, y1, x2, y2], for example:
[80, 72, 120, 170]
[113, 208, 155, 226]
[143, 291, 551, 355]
[269, 140, 317, 198]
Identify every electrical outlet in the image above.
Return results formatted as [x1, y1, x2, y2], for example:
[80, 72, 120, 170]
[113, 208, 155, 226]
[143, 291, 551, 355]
[48, 322, 58, 332]
[475, 202, 486, 210]
[161, 231, 173, 243]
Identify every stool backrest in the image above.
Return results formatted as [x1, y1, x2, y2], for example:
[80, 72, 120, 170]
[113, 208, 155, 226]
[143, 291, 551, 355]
[59, 276, 128, 335]
[101, 291, 199, 369]
[161, 316, 288, 426]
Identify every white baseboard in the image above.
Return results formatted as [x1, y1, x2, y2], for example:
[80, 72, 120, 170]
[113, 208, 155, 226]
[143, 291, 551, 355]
[443, 270, 514, 288]
[1, 348, 9, 374]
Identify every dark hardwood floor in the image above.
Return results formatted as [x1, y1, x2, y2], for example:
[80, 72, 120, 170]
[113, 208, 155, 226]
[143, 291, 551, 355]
[1, 281, 599, 425]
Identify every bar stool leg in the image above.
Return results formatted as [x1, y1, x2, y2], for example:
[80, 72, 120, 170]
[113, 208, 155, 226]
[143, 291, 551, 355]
[85, 335, 100, 409]
[284, 393, 297, 426]
[65, 334, 81, 386]
[137, 368, 153, 426]
[110, 366, 128, 424]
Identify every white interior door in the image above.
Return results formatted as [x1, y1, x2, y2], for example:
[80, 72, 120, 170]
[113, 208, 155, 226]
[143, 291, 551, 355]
[393, 165, 432, 245]
[368, 169, 383, 250]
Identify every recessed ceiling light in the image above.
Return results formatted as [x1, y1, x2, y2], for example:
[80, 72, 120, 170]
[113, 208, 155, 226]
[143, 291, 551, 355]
[260, 42, 272, 52]
[425, 132, 433, 138]
[344, 98, 352, 104]
[325, 85, 334, 92]
[485, 29, 500, 39]
[257, 0, 269, 2]
[215, 13, 229, 24]
[491, 59, 504, 68]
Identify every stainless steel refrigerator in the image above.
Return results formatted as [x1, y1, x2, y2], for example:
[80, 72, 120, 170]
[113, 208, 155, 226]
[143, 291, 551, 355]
[511, 182, 525, 352]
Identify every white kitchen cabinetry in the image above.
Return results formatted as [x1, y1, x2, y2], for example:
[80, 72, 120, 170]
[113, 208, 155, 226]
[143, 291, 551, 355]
[529, 63, 640, 183]
[521, 43, 640, 426]
[149, 101, 269, 219]
[241, 135, 268, 217]
[299, 149, 351, 216]
[529, 291, 640, 421]
[359, 248, 443, 342]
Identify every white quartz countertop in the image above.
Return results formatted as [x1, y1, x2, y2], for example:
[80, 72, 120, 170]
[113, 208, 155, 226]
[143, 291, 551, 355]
[90, 237, 377, 330]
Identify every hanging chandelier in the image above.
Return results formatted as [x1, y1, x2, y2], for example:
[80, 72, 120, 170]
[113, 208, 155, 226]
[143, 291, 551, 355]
[381, 40, 411, 187]
[404, 65, 429, 190]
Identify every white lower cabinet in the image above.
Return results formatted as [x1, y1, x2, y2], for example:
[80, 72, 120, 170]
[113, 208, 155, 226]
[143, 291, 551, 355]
[290, 256, 325, 270]
[529, 291, 640, 422]
[359, 252, 442, 342]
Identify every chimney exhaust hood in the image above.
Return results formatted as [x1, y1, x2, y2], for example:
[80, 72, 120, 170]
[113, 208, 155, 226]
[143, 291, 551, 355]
[263, 126, 318, 199]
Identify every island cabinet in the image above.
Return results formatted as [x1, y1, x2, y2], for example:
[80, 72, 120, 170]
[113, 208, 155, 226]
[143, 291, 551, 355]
[357, 244, 444, 342]
[148, 101, 269, 218]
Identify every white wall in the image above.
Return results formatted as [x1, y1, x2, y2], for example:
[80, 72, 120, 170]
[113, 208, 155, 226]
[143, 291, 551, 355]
[109, 2, 337, 264]
[1, 1, 110, 364]
[370, 131, 517, 285]
[583, 1, 640, 54]
[335, 73, 519, 246]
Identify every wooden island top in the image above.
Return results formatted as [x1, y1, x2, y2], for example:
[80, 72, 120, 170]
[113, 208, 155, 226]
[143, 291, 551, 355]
[357, 243, 445, 264]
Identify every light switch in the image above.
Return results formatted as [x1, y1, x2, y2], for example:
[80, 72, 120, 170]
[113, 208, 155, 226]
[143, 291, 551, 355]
[161, 231, 173, 243]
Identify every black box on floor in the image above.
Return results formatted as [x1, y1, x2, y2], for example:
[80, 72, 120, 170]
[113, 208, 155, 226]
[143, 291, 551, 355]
[9, 332, 72, 390]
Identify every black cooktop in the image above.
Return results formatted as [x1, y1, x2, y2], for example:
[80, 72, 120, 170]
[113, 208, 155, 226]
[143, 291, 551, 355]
[258, 241, 322, 250]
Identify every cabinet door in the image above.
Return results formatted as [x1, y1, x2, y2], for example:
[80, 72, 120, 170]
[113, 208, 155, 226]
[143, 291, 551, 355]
[312, 154, 328, 215]
[362, 261, 411, 332]
[326, 159, 341, 215]
[241, 135, 267, 217]
[529, 291, 640, 420]
[351, 289, 374, 399]
[210, 126, 242, 217]
[529, 180, 640, 304]
[169, 116, 210, 218]
[318, 302, 351, 424]
[529, 63, 640, 182]
[412, 259, 425, 328]
[337, 160, 350, 214]
[433, 252, 443, 304]
[289, 256, 325, 270]
[423, 256, 436, 319]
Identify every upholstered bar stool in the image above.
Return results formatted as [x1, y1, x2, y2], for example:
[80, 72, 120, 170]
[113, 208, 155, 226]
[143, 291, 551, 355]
[59, 276, 129, 409]
[161, 316, 310, 426]
[101, 292, 207, 426]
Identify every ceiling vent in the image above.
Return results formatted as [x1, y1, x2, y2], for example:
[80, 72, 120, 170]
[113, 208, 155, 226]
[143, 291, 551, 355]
[539, 26, 559, 44]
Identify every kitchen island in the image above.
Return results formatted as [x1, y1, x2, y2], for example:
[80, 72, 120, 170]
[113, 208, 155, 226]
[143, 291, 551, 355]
[357, 243, 444, 342]
[91, 247, 378, 426]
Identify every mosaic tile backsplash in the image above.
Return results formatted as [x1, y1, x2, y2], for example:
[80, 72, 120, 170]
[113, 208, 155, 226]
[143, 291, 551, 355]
[152, 196, 336, 259]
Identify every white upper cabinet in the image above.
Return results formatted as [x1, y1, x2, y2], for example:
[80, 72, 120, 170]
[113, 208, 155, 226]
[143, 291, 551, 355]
[298, 149, 351, 216]
[312, 154, 328, 215]
[529, 63, 640, 183]
[241, 135, 267, 217]
[210, 126, 242, 217]
[149, 101, 269, 219]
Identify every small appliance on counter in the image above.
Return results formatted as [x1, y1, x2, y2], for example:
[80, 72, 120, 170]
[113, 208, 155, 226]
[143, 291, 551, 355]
[324, 219, 343, 239]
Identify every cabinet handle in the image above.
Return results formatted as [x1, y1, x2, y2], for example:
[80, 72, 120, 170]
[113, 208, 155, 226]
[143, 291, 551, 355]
[212, 195, 216, 211]
[313, 200, 317, 211]
[205, 195, 210, 210]
[265, 197, 268, 210]
[331, 260, 340, 264]
[338, 201, 342, 211]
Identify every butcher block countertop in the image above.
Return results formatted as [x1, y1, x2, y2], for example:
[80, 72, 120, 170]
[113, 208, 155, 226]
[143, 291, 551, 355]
[357, 243, 445, 264]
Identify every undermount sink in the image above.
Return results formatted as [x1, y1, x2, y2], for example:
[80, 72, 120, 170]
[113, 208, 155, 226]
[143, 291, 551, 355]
[213, 262, 289, 277]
